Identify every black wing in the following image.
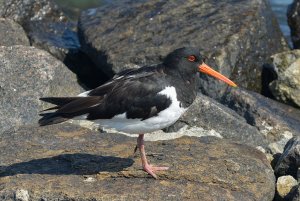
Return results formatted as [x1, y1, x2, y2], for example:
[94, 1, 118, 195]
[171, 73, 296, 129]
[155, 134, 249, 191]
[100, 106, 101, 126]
[39, 65, 171, 126]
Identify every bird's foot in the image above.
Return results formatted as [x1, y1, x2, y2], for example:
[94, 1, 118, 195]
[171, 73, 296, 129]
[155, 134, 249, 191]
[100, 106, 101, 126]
[143, 164, 169, 179]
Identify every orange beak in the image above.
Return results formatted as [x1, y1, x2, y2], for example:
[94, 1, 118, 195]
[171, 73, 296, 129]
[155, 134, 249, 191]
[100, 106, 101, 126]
[198, 63, 237, 87]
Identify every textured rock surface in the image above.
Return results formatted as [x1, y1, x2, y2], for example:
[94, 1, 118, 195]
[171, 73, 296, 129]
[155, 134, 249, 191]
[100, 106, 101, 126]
[275, 137, 300, 178]
[221, 88, 300, 150]
[276, 175, 298, 199]
[0, 45, 82, 134]
[0, 18, 29, 46]
[165, 94, 268, 147]
[0, 0, 67, 26]
[288, 0, 300, 49]
[268, 50, 300, 108]
[0, 123, 275, 201]
[78, 0, 287, 98]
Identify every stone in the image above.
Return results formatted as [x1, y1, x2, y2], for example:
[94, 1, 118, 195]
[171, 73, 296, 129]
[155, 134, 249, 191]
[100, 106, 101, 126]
[276, 175, 298, 200]
[275, 137, 300, 178]
[268, 50, 300, 108]
[287, 0, 300, 49]
[0, 18, 29, 46]
[165, 94, 268, 147]
[0, 45, 82, 134]
[0, 123, 275, 201]
[15, 189, 29, 201]
[27, 20, 109, 89]
[0, 0, 67, 26]
[78, 0, 287, 97]
[221, 88, 300, 151]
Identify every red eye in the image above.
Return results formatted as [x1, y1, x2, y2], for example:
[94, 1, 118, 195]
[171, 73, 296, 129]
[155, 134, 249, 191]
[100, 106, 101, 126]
[188, 55, 196, 62]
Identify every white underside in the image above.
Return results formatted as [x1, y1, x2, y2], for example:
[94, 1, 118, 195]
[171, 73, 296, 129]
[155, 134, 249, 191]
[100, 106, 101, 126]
[90, 86, 187, 134]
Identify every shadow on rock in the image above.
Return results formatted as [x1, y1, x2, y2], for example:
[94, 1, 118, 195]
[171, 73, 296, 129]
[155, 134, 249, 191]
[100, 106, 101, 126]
[0, 153, 134, 177]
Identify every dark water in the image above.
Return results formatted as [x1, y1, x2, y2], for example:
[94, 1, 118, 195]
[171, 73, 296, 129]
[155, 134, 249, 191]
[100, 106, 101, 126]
[55, 0, 293, 44]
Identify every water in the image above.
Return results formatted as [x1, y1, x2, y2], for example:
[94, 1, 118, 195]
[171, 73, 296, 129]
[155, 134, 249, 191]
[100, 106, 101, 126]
[55, 0, 293, 45]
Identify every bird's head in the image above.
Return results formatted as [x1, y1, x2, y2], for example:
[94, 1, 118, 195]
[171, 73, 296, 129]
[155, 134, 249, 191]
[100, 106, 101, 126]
[163, 47, 237, 87]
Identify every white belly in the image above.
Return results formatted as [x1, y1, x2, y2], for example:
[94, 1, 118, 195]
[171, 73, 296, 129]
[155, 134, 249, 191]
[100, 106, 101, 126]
[94, 86, 187, 134]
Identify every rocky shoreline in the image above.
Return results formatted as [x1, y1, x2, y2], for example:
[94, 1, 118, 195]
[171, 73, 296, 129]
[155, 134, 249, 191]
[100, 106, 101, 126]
[0, 0, 300, 200]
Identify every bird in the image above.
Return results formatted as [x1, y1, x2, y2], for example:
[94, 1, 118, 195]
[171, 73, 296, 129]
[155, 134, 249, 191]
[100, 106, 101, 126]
[39, 47, 237, 179]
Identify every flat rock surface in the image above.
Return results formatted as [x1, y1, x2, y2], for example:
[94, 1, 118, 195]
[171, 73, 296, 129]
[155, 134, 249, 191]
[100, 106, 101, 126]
[0, 45, 82, 134]
[79, 0, 287, 97]
[0, 123, 275, 201]
[0, 18, 29, 46]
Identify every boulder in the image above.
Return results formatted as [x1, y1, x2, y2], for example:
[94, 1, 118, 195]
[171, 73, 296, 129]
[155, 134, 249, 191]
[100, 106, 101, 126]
[275, 137, 300, 178]
[165, 94, 268, 147]
[78, 0, 287, 98]
[287, 0, 300, 49]
[221, 88, 300, 153]
[0, 0, 67, 26]
[0, 123, 275, 201]
[276, 175, 298, 200]
[268, 50, 300, 108]
[0, 45, 82, 134]
[0, 18, 29, 46]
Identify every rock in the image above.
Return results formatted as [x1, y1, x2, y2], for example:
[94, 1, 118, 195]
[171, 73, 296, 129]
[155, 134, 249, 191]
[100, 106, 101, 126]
[0, 18, 29, 46]
[275, 137, 300, 178]
[286, 184, 300, 201]
[268, 50, 300, 108]
[0, 123, 275, 201]
[288, 0, 300, 49]
[0, 0, 67, 27]
[221, 88, 300, 151]
[27, 20, 109, 89]
[165, 94, 268, 147]
[0, 45, 82, 134]
[276, 175, 298, 200]
[78, 0, 287, 97]
[15, 189, 29, 201]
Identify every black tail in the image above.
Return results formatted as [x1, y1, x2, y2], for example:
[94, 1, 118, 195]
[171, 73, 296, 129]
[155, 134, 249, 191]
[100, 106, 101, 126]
[39, 97, 80, 126]
[39, 96, 102, 126]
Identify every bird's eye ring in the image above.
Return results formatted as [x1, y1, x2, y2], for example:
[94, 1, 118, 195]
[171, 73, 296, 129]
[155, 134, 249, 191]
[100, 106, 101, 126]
[188, 55, 196, 62]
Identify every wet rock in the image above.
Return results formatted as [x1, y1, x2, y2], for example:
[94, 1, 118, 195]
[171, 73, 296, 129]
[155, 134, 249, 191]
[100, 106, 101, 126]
[275, 137, 300, 178]
[0, 18, 29, 46]
[287, 0, 300, 49]
[0, 0, 67, 27]
[27, 20, 109, 89]
[268, 50, 300, 108]
[276, 175, 298, 200]
[221, 88, 300, 149]
[0, 123, 275, 201]
[0, 45, 82, 134]
[78, 0, 287, 97]
[165, 94, 268, 147]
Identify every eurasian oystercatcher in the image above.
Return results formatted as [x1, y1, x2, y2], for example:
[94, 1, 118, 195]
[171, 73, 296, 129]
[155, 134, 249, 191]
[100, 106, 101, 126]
[39, 47, 237, 179]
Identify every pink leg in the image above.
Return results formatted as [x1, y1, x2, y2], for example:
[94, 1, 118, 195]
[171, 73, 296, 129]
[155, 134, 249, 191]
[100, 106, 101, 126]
[137, 134, 169, 179]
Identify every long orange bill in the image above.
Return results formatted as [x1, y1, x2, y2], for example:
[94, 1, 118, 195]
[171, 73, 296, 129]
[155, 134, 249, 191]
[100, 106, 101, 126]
[198, 63, 237, 87]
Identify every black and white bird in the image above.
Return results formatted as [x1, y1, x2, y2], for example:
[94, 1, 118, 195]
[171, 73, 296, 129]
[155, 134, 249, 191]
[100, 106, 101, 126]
[39, 47, 237, 179]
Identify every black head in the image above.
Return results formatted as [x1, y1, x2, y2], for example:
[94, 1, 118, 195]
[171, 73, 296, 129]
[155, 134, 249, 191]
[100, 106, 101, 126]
[163, 47, 205, 75]
[163, 47, 237, 87]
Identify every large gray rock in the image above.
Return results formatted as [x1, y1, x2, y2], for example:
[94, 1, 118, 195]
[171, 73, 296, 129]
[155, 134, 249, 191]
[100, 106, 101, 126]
[275, 137, 300, 178]
[221, 88, 300, 153]
[0, 123, 275, 201]
[268, 50, 300, 108]
[288, 0, 300, 49]
[0, 18, 29, 46]
[0, 45, 82, 134]
[0, 0, 67, 26]
[166, 94, 268, 147]
[78, 0, 287, 98]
